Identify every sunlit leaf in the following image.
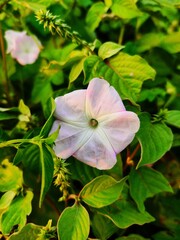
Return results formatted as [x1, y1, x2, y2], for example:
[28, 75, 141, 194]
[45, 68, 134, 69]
[154, 0, 180, 6]
[0, 159, 23, 192]
[83, 53, 156, 103]
[11, 0, 54, 11]
[0, 190, 33, 234]
[80, 175, 127, 208]
[98, 42, 124, 60]
[111, 0, 142, 19]
[104, 0, 112, 8]
[130, 33, 164, 53]
[160, 32, 180, 53]
[69, 57, 85, 83]
[0, 191, 16, 211]
[86, 2, 107, 31]
[57, 203, 90, 240]
[18, 99, 31, 117]
[8, 223, 42, 240]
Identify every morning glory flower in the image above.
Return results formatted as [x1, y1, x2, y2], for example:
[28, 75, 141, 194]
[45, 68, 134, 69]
[50, 78, 140, 170]
[5, 30, 42, 65]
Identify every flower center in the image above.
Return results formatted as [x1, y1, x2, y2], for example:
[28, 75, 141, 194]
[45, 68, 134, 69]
[89, 118, 98, 128]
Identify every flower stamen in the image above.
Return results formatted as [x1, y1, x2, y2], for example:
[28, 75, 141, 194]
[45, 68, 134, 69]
[89, 118, 98, 128]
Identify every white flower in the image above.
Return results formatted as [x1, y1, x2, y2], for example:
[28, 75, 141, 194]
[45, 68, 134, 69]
[50, 78, 140, 170]
[5, 30, 42, 65]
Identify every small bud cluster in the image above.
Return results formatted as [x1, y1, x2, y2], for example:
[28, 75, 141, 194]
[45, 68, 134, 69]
[53, 158, 70, 201]
[36, 10, 93, 52]
[37, 220, 56, 240]
[152, 109, 168, 123]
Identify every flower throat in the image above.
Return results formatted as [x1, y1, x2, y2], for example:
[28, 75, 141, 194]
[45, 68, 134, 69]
[89, 118, 98, 128]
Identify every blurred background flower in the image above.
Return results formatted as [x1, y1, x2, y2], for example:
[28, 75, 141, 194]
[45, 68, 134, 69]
[4, 30, 42, 65]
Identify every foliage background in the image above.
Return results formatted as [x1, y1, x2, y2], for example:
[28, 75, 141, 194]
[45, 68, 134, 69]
[0, 0, 180, 239]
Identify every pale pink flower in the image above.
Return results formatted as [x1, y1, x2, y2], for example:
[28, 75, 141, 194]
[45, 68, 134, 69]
[5, 30, 42, 65]
[50, 78, 140, 170]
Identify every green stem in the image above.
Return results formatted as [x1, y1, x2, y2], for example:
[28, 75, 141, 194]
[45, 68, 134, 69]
[0, 24, 11, 104]
[0, 138, 39, 148]
[118, 23, 125, 45]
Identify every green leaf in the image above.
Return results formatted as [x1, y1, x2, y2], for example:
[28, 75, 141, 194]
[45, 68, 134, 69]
[97, 188, 155, 228]
[160, 32, 180, 53]
[111, 0, 142, 19]
[0, 159, 23, 192]
[172, 133, 180, 147]
[58, 47, 84, 67]
[108, 52, 156, 102]
[116, 234, 150, 240]
[154, 0, 180, 7]
[129, 167, 173, 212]
[8, 223, 42, 240]
[38, 143, 54, 207]
[104, 0, 112, 8]
[14, 143, 54, 207]
[165, 110, 180, 128]
[31, 75, 53, 105]
[68, 157, 102, 185]
[0, 107, 19, 121]
[86, 2, 107, 31]
[57, 203, 90, 240]
[98, 42, 125, 60]
[39, 97, 56, 138]
[0, 112, 18, 121]
[0, 128, 9, 142]
[18, 100, 31, 117]
[44, 126, 60, 145]
[0, 190, 33, 235]
[136, 113, 173, 167]
[153, 231, 180, 240]
[69, 58, 85, 83]
[152, 194, 180, 240]
[138, 88, 166, 102]
[92, 214, 118, 240]
[13, 143, 31, 166]
[131, 33, 164, 53]
[0, 191, 16, 211]
[11, 0, 54, 11]
[83, 53, 156, 104]
[0, 107, 18, 112]
[80, 175, 127, 208]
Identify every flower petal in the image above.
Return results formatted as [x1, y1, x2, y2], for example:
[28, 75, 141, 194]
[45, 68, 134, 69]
[99, 111, 140, 153]
[54, 90, 87, 125]
[5, 30, 26, 53]
[50, 120, 93, 159]
[86, 78, 125, 118]
[11, 35, 40, 65]
[73, 128, 117, 170]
